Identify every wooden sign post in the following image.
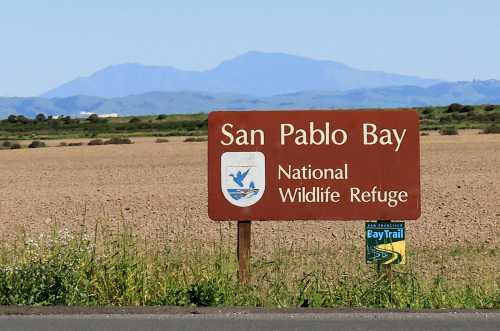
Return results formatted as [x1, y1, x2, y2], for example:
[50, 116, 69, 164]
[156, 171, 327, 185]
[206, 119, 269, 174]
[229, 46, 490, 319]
[237, 221, 251, 284]
[208, 110, 421, 284]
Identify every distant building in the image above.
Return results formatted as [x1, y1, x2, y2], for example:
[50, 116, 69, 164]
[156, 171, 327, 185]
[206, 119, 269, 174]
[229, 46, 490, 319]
[80, 111, 119, 118]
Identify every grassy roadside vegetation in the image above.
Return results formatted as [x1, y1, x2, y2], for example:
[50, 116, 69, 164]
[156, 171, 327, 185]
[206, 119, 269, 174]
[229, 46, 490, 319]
[417, 103, 499, 130]
[0, 224, 497, 308]
[0, 104, 498, 140]
[0, 113, 208, 140]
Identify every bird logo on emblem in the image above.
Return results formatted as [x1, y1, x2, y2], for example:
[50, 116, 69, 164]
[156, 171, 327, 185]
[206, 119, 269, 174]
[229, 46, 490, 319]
[221, 152, 265, 207]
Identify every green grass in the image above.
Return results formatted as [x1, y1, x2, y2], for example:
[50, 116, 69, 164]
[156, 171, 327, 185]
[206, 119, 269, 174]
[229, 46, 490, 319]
[439, 126, 459, 135]
[417, 104, 500, 131]
[0, 113, 208, 140]
[0, 225, 496, 308]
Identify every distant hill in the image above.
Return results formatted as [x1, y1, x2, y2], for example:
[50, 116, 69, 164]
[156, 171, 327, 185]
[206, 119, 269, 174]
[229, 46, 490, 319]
[42, 52, 439, 98]
[2, 80, 499, 118]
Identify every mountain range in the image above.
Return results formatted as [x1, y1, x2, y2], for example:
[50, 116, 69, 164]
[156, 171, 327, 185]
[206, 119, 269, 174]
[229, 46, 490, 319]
[1, 52, 499, 118]
[42, 52, 439, 98]
[2, 80, 499, 119]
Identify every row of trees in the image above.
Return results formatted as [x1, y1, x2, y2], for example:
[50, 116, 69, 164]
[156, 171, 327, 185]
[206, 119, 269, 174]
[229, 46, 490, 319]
[3, 113, 170, 125]
[446, 103, 496, 113]
[0, 113, 207, 135]
[4, 113, 172, 125]
[3, 113, 106, 125]
[6, 114, 80, 125]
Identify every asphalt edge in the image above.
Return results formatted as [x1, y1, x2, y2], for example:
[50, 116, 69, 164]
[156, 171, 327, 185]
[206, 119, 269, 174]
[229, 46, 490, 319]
[0, 306, 498, 316]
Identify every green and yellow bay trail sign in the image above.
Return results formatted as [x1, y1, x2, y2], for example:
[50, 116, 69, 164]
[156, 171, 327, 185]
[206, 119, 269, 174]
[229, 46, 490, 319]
[366, 222, 406, 264]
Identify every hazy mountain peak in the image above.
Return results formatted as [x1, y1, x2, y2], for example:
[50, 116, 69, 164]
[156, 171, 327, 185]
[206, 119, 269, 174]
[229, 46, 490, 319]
[212, 51, 348, 72]
[90, 63, 181, 76]
[42, 51, 440, 98]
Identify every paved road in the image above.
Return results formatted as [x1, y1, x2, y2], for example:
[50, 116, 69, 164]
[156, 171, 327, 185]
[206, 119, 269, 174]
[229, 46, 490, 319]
[0, 309, 498, 331]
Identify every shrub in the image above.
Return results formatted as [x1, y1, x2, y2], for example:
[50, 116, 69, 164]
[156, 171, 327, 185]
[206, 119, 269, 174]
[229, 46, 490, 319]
[482, 125, 500, 134]
[420, 132, 430, 136]
[476, 112, 498, 122]
[155, 138, 169, 143]
[129, 117, 141, 124]
[104, 137, 133, 145]
[466, 110, 479, 118]
[440, 126, 459, 135]
[28, 140, 46, 148]
[487, 112, 500, 122]
[59, 142, 68, 147]
[439, 115, 452, 124]
[446, 103, 463, 113]
[484, 105, 497, 112]
[10, 142, 21, 149]
[88, 139, 104, 146]
[420, 119, 438, 127]
[451, 113, 466, 121]
[16, 115, 32, 124]
[422, 108, 433, 115]
[87, 114, 99, 123]
[5, 114, 33, 124]
[35, 113, 47, 122]
[184, 137, 208, 142]
[0, 141, 20, 150]
[87, 114, 108, 124]
[68, 142, 83, 147]
[460, 105, 474, 113]
[62, 116, 79, 125]
[7, 114, 17, 123]
[157, 114, 167, 120]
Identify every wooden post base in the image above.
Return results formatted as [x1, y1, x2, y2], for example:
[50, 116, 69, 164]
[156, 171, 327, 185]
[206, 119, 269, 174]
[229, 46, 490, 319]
[237, 221, 251, 284]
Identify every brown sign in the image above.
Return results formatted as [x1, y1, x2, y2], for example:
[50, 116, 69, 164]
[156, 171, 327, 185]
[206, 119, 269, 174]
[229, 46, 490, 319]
[208, 110, 420, 221]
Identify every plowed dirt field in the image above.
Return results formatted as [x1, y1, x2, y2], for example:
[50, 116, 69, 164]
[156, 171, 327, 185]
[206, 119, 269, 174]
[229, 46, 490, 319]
[0, 132, 498, 254]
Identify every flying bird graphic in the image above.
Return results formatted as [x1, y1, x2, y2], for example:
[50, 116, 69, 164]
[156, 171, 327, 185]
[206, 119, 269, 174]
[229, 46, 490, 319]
[229, 168, 250, 187]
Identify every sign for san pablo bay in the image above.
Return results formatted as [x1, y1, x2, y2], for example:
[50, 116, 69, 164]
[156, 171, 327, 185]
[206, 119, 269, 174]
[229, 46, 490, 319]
[208, 110, 421, 221]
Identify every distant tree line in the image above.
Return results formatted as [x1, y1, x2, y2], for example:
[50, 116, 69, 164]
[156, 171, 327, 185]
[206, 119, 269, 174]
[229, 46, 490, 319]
[445, 103, 497, 113]
[0, 113, 208, 136]
[418, 104, 499, 126]
[439, 104, 499, 124]
[1, 105, 496, 139]
[5, 113, 81, 125]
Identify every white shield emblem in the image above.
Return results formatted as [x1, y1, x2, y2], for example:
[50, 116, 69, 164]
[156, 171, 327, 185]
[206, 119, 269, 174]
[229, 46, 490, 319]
[221, 152, 265, 207]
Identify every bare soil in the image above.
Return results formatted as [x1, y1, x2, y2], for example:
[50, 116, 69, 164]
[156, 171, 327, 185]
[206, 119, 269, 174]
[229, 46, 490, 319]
[0, 131, 498, 254]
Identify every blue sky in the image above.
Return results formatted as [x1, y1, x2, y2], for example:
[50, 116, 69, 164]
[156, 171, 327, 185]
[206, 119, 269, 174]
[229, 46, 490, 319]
[1, 0, 499, 96]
